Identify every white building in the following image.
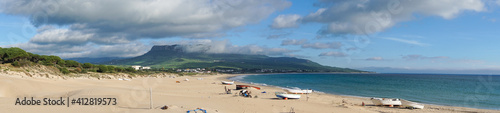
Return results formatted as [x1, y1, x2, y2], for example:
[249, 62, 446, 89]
[141, 67, 151, 70]
[131, 65, 141, 70]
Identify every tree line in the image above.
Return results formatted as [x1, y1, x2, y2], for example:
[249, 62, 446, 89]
[0, 47, 137, 74]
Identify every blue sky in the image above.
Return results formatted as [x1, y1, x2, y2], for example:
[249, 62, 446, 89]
[1, 0, 500, 74]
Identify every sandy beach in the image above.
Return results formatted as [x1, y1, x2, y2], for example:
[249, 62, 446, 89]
[1, 72, 499, 113]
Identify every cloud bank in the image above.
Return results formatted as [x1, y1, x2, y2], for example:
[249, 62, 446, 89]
[271, 14, 301, 29]
[273, 0, 484, 35]
[6, 39, 298, 58]
[153, 40, 298, 56]
[281, 39, 307, 46]
[0, 0, 292, 58]
[1, 0, 291, 42]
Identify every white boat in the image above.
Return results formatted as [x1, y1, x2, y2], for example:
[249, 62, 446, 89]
[275, 92, 301, 99]
[283, 88, 312, 94]
[221, 81, 234, 85]
[401, 99, 424, 109]
[371, 98, 401, 106]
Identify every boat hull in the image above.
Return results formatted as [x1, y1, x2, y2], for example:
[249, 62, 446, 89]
[401, 99, 424, 109]
[371, 98, 401, 106]
[221, 81, 234, 85]
[236, 85, 261, 90]
[276, 94, 301, 99]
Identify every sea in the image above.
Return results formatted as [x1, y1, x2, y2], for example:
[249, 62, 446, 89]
[229, 73, 500, 110]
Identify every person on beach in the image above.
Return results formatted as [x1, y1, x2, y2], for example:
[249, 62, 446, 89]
[224, 86, 228, 94]
[240, 90, 247, 96]
[247, 91, 252, 98]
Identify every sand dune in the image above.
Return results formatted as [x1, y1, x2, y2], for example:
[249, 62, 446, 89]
[0, 72, 498, 113]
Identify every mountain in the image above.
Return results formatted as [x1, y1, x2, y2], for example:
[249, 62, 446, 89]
[103, 45, 365, 73]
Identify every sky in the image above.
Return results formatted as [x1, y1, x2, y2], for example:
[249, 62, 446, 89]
[1, 0, 500, 74]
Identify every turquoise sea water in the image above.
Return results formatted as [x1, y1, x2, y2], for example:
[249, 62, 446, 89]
[229, 73, 500, 110]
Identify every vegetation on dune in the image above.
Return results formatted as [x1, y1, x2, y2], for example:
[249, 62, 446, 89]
[0, 47, 139, 75]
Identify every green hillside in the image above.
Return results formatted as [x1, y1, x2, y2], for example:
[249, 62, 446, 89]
[103, 45, 364, 73]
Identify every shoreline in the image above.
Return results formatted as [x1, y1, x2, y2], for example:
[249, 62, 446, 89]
[220, 73, 500, 112]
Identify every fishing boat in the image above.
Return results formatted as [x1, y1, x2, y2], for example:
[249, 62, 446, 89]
[283, 88, 312, 94]
[371, 98, 401, 106]
[401, 99, 424, 109]
[221, 81, 234, 85]
[236, 85, 261, 90]
[275, 92, 301, 99]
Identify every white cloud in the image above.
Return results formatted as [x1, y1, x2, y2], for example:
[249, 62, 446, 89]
[0, 0, 291, 43]
[281, 39, 307, 46]
[6, 42, 150, 58]
[182, 33, 227, 39]
[29, 27, 132, 45]
[301, 0, 485, 35]
[403, 54, 450, 60]
[267, 32, 292, 39]
[30, 28, 94, 45]
[83, 43, 151, 58]
[382, 37, 429, 46]
[284, 54, 310, 58]
[153, 39, 298, 56]
[281, 39, 343, 50]
[0, 0, 293, 58]
[319, 51, 347, 57]
[8, 39, 298, 58]
[6, 43, 90, 55]
[302, 42, 342, 49]
[271, 14, 302, 29]
[366, 57, 383, 61]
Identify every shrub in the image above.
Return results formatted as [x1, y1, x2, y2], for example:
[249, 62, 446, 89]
[125, 67, 136, 72]
[59, 68, 70, 74]
[12, 61, 20, 67]
[87, 69, 96, 72]
[82, 63, 93, 69]
[97, 65, 108, 73]
[75, 67, 82, 73]
[65, 60, 80, 67]
[15, 59, 31, 67]
[107, 66, 115, 73]
[115, 67, 125, 72]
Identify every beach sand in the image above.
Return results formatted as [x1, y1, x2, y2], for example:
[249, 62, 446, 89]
[0, 73, 498, 113]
